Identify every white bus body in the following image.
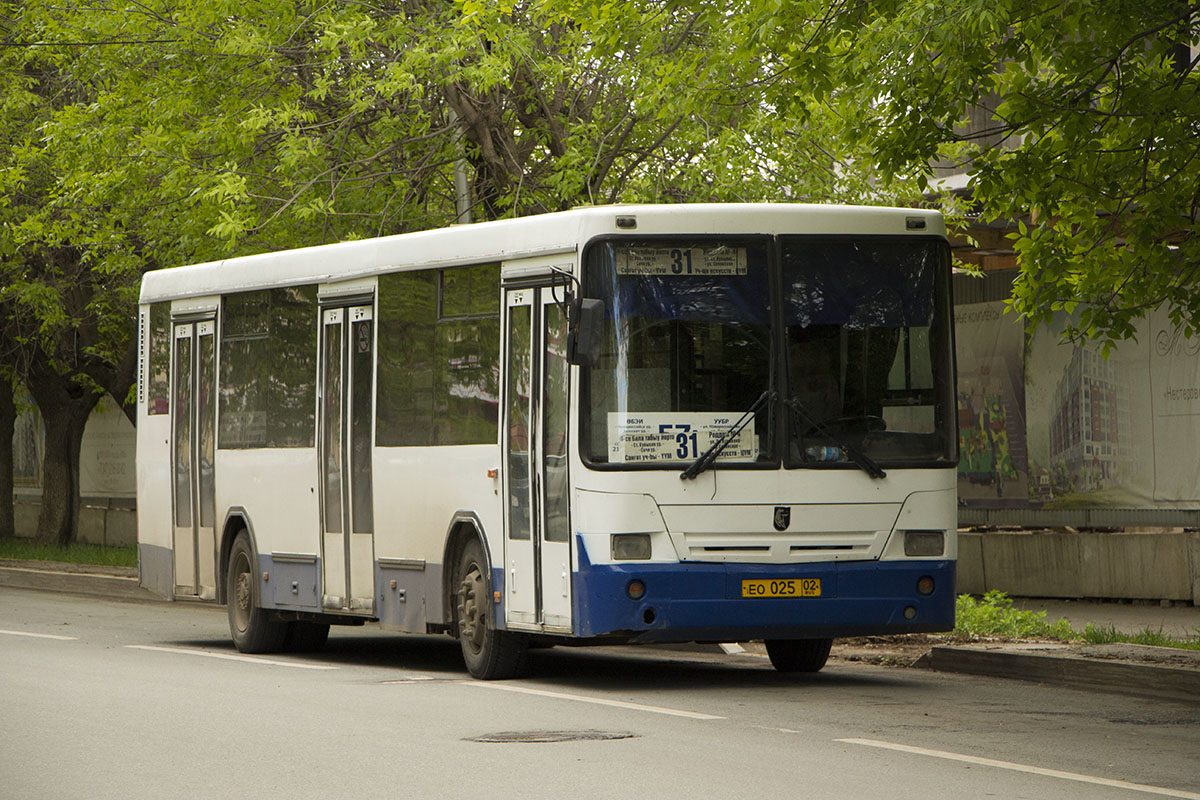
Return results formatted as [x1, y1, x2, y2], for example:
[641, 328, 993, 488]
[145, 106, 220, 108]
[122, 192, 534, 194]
[136, 204, 958, 678]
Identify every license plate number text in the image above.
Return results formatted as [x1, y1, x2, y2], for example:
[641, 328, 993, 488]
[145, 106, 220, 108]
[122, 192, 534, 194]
[741, 578, 822, 598]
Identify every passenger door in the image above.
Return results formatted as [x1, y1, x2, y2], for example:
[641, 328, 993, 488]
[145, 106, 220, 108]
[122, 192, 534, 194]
[503, 284, 573, 632]
[171, 318, 217, 600]
[319, 304, 376, 614]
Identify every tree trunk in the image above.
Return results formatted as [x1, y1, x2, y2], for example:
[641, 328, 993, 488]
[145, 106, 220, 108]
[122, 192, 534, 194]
[0, 379, 14, 540]
[25, 360, 102, 547]
[33, 398, 96, 546]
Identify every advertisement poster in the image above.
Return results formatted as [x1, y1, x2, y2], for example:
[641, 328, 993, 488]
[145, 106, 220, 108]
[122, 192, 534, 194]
[954, 301, 1029, 505]
[967, 305, 1200, 510]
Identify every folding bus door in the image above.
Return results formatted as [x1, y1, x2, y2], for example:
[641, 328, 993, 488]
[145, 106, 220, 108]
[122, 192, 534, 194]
[503, 284, 572, 633]
[171, 318, 217, 600]
[319, 304, 376, 614]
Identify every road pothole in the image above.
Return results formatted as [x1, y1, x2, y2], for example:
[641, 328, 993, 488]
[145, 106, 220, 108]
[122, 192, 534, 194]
[466, 730, 639, 743]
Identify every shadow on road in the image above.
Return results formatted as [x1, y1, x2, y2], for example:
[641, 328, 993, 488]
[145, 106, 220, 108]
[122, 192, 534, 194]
[163, 630, 928, 695]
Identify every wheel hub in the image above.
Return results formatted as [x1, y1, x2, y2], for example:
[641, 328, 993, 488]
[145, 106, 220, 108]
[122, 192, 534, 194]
[457, 567, 486, 653]
[233, 564, 251, 632]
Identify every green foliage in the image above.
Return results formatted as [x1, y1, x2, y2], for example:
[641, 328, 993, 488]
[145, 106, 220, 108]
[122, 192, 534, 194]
[779, 0, 1200, 348]
[955, 590, 1076, 639]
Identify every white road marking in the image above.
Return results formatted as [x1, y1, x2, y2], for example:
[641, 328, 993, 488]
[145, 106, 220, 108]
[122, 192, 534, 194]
[0, 629, 78, 641]
[837, 738, 1200, 799]
[125, 644, 338, 670]
[463, 682, 724, 720]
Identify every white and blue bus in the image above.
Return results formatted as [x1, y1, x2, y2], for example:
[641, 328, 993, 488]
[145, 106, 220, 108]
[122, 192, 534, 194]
[136, 204, 958, 679]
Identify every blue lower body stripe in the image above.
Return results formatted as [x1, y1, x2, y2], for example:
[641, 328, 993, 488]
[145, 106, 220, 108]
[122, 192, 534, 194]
[572, 536, 955, 642]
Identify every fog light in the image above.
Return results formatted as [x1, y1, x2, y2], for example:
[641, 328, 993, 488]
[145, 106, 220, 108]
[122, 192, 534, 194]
[612, 533, 652, 560]
[904, 530, 944, 557]
[626, 579, 646, 600]
[917, 576, 935, 596]
[903, 606, 918, 620]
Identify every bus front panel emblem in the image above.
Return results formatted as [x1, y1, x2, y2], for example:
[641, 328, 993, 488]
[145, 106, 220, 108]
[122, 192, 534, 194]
[773, 506, 791, 531]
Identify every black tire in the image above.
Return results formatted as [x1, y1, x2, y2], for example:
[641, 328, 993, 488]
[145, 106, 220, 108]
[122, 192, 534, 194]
[227, 532, 288, 654]
[284, 621, 330, 653]
[765, 638, 834, 673]
[455, 538, 528, 680]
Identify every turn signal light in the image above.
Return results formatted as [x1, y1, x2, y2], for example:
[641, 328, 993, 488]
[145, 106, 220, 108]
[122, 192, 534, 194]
[626, 579, 646, 600]
[917, 576, 935, 596]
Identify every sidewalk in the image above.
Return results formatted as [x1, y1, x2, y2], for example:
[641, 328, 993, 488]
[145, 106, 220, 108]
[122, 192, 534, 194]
[2, 557, 1197, 703]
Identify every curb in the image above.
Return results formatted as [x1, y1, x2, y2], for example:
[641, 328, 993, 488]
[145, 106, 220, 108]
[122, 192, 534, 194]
[919, 643, 1200, 704]
[0, 561, 158, 603]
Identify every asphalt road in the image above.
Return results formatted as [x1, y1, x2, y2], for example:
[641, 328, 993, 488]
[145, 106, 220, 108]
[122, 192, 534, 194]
[3, 587, 1198, 800]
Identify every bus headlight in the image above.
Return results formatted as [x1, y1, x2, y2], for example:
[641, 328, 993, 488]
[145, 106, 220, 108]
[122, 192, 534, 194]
[612, 533, 652, 560]
[903, 530, 944, 557]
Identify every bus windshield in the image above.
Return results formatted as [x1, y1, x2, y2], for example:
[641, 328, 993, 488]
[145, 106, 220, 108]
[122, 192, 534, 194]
[581, 235, 956, 470]
[781, 237, 956, 469]
[581, 238, 774, 467]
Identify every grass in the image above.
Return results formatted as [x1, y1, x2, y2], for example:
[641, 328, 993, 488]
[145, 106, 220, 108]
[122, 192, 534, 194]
[955, 590, 1076, 639]
[955, 590, 1200, 651]
[1079, 623, 1200, 651]
[0, 538, 137, 568]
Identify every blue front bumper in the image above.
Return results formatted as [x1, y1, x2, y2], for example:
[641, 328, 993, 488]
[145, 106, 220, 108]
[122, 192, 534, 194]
[572, 542, 956, 642]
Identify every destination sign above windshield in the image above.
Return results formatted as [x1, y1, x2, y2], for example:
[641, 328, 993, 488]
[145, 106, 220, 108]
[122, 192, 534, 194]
[616, 246, 748, 276]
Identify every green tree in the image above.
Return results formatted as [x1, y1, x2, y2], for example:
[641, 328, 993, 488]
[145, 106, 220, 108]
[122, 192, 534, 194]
[787, 0, 1200, 347]
[2, 0, 942, 544]
[0, 1, 236, 543]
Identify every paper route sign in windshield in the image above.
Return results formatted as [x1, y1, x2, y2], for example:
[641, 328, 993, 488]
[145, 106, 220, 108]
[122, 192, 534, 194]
[607, 412, 757, 464]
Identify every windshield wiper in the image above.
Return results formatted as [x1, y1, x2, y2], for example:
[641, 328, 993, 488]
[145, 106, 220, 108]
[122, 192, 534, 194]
[782, 397, 887, 480]
[679, 390, 772, 481]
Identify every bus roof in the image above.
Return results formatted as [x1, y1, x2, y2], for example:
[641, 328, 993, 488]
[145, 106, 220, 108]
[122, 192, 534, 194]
[139, 203, 946, 304]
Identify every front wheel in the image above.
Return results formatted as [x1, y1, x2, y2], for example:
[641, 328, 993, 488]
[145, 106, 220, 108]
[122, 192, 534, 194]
[455, 539, 528, 680]
[227, 532, 288, 654]
[765, 638, 833, 673]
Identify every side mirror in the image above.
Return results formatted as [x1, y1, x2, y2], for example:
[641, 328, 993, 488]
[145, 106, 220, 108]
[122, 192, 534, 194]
[567, 298, 604, 367]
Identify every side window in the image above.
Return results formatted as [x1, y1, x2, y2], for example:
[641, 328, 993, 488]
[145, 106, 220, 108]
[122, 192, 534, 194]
[146, 302, 171, 416]
[219, 285, 318, 448]
[376, 263, 500, 446]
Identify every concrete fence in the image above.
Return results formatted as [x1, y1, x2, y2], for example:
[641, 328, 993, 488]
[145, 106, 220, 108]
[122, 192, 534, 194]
[13, 497, 137, 548]
[957, 530, 1200, 605]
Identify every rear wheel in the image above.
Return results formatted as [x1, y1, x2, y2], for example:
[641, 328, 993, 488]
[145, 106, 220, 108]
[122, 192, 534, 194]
[765, 638, 833, 673]
[455, 538, 528, 680]
[227, 532, 288, 653]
